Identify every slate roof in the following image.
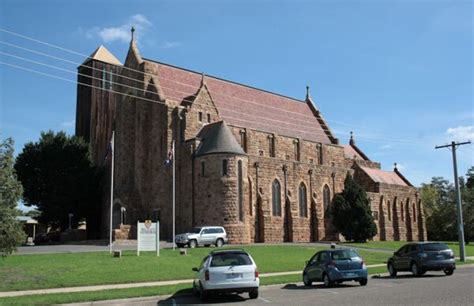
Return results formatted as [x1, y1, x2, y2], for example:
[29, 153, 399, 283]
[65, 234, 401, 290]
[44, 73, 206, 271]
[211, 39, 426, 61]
[143, 58, 333, 144]
[359, 166, 408, 186]
[194, 121, 246, 157]
[84, 45, 122, 66]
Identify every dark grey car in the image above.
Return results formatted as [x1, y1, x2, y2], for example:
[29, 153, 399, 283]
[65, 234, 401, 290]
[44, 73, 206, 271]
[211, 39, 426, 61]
[387, 242, 455, 277]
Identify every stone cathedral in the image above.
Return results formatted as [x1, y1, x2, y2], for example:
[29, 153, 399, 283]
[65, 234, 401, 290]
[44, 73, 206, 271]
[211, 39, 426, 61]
[76, 33, 426, 243]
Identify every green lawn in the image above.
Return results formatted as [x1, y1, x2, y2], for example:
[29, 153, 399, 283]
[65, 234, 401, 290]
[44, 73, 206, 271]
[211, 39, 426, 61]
[0, 245, 388, 292]
[0, 266, 390, 306]
[342, 241, 474, 257]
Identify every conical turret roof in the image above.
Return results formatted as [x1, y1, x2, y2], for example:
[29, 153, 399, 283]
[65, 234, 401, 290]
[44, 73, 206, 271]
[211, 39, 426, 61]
[194, 121, 246, 157]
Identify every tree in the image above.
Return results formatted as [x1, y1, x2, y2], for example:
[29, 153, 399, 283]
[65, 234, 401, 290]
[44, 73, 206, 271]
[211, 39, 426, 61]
[420, 168, 474, 243]
[331, 174, 377, 242]
[14, 131, 103, 237]
[462, 167, 474, 244]
[0, 138, 25, 256]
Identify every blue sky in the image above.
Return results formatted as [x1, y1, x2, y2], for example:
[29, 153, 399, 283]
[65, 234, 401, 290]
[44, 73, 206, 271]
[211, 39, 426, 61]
[1, 0, 473, 195]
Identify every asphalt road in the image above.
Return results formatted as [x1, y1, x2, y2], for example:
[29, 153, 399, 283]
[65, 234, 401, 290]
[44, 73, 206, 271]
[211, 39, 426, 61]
[77, 266, 474, 306]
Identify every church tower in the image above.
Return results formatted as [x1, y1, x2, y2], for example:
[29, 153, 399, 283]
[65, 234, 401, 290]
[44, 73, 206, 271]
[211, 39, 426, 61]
[75, 45, 122, 165]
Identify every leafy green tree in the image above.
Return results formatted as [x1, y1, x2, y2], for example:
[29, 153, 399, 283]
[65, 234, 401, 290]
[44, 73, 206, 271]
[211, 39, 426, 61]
[14, 131, 103, 237]
[462, 167, 474, 244]
[331, 174, 377, 242]
[0, 138, 25, 256]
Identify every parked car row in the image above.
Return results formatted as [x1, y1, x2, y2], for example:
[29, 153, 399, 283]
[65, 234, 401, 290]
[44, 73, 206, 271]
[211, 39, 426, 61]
[190, 241, 456, 302]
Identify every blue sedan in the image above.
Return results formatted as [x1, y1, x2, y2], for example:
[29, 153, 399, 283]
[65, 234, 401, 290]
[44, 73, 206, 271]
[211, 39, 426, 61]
[302, 249, 368, 288]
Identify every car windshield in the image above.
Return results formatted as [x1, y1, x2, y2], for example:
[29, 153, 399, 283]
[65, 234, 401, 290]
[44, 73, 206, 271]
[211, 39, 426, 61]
[190, 227, 202, 234]
[210, 253, 252, 267]
[423, 243, 449, 252]
[331, 250, 360, 260]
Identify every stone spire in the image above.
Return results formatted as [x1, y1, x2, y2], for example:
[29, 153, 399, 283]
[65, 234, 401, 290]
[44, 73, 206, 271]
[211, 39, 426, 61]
[349, 131, 355, 146]
[306, 85, 312, 101]
[131, 26, 136, 42]
[201, 72, 206, 87]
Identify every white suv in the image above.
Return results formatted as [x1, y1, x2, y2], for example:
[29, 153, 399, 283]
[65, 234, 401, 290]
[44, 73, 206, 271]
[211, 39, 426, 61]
[192, 249, 259, 301]
[175, 226, 227, 248]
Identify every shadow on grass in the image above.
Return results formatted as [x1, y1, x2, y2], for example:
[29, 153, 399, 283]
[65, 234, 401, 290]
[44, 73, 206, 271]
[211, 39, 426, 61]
[157, 288, 251, 305]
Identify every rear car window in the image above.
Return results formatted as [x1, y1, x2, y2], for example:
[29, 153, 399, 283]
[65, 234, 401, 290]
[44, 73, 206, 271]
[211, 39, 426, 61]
[331, 250, 360, 260]
[210, 253, 252, 267]
[422, 243, 449, 252]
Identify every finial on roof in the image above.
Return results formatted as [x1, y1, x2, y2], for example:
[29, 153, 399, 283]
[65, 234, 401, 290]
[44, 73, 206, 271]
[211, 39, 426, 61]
[306, 85, 311, 101]
[394, 162, 398, 171]
[349, 131, 355, 146]
[201, 72, 206, 86]
[131, 27, 135, 41]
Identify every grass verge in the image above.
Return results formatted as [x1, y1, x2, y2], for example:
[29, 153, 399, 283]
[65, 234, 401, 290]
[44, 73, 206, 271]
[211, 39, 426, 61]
[0, 245, 388, 292]
[0, 266, 393, 305]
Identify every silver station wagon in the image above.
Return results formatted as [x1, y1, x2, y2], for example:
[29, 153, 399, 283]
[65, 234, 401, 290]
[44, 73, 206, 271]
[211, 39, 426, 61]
[175, 226, 228, 248]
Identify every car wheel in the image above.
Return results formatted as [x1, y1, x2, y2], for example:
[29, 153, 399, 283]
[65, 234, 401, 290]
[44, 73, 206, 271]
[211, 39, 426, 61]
[388, 262, 397, 277]
[411, 262, 422, 277]
[323, 273, 333, 288]
[303, 273, 312, 286]
[249, 289, 259, 299]
[199, 283, 208, 301]
[204, 244, 210, 247]
[359, 278, 368, 286]
[189, 240, 197, 248]
[444, 268, 454, 276]
[216, 238, 224, 248]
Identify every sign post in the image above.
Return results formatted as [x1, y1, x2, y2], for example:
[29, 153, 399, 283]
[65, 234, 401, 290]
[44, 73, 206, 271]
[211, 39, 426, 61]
[137, 220, 160, 256]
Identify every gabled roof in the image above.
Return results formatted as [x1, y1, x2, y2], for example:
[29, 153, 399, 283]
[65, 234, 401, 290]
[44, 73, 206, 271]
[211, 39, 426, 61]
[143, 58, 333, 144]
[194, 121, 246, 157]
[359, 166, 409, 186]
[343, 145, 367, 160]
[83, 45, 122, 66]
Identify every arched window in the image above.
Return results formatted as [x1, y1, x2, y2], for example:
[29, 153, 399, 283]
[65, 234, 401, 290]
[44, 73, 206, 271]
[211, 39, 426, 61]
[387, 201, 392, 221]
[413, 203, 416, 223]
[237, 160, 243, 222]
[323, 185, 331, 218]
[248, 178, 253, 216]
[299, 183, 307, 218]
[222, 159, 228, 176]
[272, 179, 281, 216]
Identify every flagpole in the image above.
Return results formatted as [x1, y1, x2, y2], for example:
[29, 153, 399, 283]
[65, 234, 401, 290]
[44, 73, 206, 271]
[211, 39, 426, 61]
[109, 131, 115, 253]
[172, 139, 176, 251]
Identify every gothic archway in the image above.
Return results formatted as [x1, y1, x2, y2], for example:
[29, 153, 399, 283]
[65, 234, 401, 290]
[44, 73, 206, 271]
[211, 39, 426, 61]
[284, 197, 293, 242]
[254, 194, 265, 243]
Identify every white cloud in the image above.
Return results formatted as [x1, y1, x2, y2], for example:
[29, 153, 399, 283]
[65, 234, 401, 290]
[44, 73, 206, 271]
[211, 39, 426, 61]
[161, 41, 182, 49]
[379, 144, 393, 150]
[61, 120, 75, 128]
[82, 14, 153, 44]
[445, 126, 474, 142]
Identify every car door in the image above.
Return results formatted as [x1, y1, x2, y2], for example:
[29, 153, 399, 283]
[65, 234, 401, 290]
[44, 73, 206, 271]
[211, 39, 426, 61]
[195, 256, 209, 288]
[315, 252, 329, 281]
[305, 252, 320, 281]
[399, 245, 413, 270]
[393, 246, 407, 270]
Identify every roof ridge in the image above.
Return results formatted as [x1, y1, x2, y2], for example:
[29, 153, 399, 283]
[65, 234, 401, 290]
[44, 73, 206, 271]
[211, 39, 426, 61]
[142, 57, 306, 104]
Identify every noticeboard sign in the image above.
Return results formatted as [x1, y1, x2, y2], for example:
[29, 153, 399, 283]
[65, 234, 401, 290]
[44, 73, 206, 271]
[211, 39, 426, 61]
[137, 220, 159, 256]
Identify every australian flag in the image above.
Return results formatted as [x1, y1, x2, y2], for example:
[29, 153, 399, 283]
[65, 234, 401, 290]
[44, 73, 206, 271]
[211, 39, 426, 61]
[163, 141, 174, 166]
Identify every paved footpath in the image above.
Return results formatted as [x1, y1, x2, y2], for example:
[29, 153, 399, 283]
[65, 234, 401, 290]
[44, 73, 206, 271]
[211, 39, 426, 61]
[0, 264, 388, 298]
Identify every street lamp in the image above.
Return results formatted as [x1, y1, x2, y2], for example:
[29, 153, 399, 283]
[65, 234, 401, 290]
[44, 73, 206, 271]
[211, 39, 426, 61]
[68, 213, 74, 230]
